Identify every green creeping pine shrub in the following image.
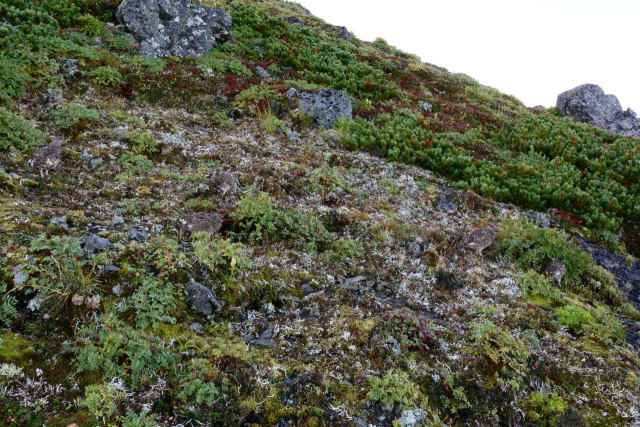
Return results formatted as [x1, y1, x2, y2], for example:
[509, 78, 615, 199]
[224, 2, 398, 101]
[0, 56, 32, 106]
[88, 66, 122, 87]
[498, 218, 592, 285]
[522, 392, 568, 427]
[0, 108, 45, 152]
[367, 371, 421, 409]
[338, 111, 640, 232]
[193, 232, 251, 278]
[78, 14, 107, 37]
[49, 104, 102, 130]
[197, 51, 252, 77]
[471, 322, 531, 392]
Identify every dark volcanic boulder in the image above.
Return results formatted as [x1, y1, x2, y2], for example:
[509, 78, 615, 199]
[556, 84, 640, 138]
[116, 0, 232, 58]
[287, 88, 353, 128]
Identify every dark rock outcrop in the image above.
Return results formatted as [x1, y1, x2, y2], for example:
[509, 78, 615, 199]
[116, 0, 232, 58]
[557, 84, 640, 138]
[286, 88, 353, 128]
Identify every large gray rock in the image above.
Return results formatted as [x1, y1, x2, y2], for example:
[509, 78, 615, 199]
[287, 88, 353, 128]
[556, 84, 640, 138]
[116, 0, 232, 58]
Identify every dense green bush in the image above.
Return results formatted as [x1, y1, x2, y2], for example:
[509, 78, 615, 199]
[232, 192, 330, 249]
[0, 108, 45, 152]
[499, 218, 593, 285]
[49, 104, 102, 130]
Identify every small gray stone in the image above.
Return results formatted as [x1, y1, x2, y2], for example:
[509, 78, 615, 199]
[343, 276, 367, 287]
[56, 57, 80, 77]
[300, 282, 314, 295]
[112, 285, 124, 296]
[422, 101, 433, 113]
[83, 234, 112, 254]
[51, 216, 70, 230]
[189, 322, 205, 333]
[336, 26, 351, 42]
[399, 408, 429, 427]
[103, 264, 120, 272]
[436, 194, 458, 213]
[41, 88, 64, 106]
[255, 65, 270, 79]
[112, 215, 125, 226]
[127, 228, 149, 242]
[184, 277, 222, 316]
[287, 88, 353, 128]
[88, 157, 103, 170]
[353, 417, 368, 427]
[520, 211, 550, 228]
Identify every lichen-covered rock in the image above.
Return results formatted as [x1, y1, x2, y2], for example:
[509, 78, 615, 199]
[287, 88, 353, 128]
[556, 84, 640, 138]
[184, 277, 222, 315]
[116, 0, 232, 58]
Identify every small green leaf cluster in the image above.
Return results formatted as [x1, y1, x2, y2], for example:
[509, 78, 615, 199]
[232, 192, 330, 249]
[386, 308, 437, 353]
[0, 108, 45, 152]
[193, 232, 252, 278]
[521, 392, 568, 427]
[324, 238, 364, 262]
[125, 131, 161, 155]
[367, 370, 422, 409]
[470, 321, 531, 391]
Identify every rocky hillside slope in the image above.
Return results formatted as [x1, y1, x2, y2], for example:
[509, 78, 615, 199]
[1, 0, 639, 425]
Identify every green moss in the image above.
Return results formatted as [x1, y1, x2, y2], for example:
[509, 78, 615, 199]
[0, 332, 36, 364]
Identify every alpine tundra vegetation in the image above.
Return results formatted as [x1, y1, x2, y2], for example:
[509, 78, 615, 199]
[0, 0, 640, 425]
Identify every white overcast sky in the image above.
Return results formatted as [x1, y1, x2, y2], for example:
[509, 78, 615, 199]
[295, 0, 640, 110]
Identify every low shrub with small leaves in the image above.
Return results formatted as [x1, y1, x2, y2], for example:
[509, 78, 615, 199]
[499, 218, 592, 285]
[367, 370, 422, 409]
[0, 108, 45, 152]
[49, 104, 102, 130]
[88, 65, 122, 87]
